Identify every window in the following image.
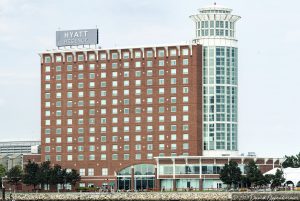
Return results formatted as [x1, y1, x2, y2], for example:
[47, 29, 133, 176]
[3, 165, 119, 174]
[147, 144, 153, 150]
[56, 155, 61, 161]
[159, 88, 164, 94]
[89, 155, 95, 160]
[123, 52, 129, 59]
[183, 106, 189, 112]
[182, 49, 189, 55]
[101, 154, 107, 160]
[124, 154, 130, 160]
[135, 51, 141, 58]
[171, 106, 176, 112]
[79, 169, 85, 176]
[171, 134, 177, 140]
[100, 53, 106, 60]
[135, 61, 141, 68]
[159, 134, 166, 142]
[88, 168, 94, 176]
[158, 79, 164, 85]
[170, 49, 177, 56]
[171, 69, 176, 75]
[54, 56, 61, 63]
[158, 60, 164, 66]
[112, 62, 118, 69]
[101, 63, 106, 69]
[135, 154, 141, 160]
[170, 60, 176, 66]
[124, 62, 129, 68]
[124, 136, 130, 141]
[147, 61, 153, 67]
[183, 68, 188, 74]
[147, 70, 153, 76]
[146, 50, 153, 58]
[159, 144, 165, 150]
[135, 71, 141, 77]
[89, 54, 95, 61]
[171, 78, 176, 84]
[124, 71, 129, 77]
[183, 59, 189, 65]
[135, 144, 141, 150]
[183, 87, 189, 93]
[183, 96, 189, 103]
[45, 56, 51, 63]
[45, 66, 51, 72]
[183, 143, 189, 150]
[101, 145, 107, 151]
[183, 134, 189, 140]
[171, 87, 176, 94]
[183, 115, 189, 121]
[112, 154, 118, 160]
[158, 50, 164, 57]
[78, 54, 84, 61]
[111, 52, 118, 59]
[102, 168, 108, 176]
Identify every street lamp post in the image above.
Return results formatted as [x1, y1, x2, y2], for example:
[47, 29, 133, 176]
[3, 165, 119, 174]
[1, 176, 5, 200]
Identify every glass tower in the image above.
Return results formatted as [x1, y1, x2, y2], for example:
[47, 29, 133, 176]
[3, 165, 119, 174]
[190, 4, 241, 156]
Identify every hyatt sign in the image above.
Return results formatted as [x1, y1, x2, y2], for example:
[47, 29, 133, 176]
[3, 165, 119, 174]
[56, 29, 98, 47]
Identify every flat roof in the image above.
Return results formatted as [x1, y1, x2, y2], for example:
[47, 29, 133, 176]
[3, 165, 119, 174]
[40, 41, 197, 54]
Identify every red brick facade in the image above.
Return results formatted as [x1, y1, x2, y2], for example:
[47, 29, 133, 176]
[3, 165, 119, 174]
[40, 44, 203, 187]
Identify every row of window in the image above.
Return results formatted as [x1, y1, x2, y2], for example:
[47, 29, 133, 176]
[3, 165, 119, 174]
[45, 83, 189, 93]
[45, 142, 189, 153]
[44, 133, 189, 142]
[197, 20, 234, 29]
[45, 69, 189, 81]
[44, 89, 190, 100]
[44, 123, 190, 134]
[79, 168, 108, 176]
[46, 151, 189, 162]
[45, 107, 190, 117]
[44, 48, 191, 63]
[44, 97, 186, 109]
[44, 59, 189, 72]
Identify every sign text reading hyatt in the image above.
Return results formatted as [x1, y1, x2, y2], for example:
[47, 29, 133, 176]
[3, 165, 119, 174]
[56, 29, 98, 47]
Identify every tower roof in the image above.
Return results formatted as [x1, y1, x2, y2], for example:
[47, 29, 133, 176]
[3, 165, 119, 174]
[198, 3, 232, 14]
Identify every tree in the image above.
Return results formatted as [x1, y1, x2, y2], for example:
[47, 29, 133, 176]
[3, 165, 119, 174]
[282, 153, 300, 168]
[66, 169, 81, 190]
[244, 160, 264, 187]
[0, 164, 6, 188]
[219, 161, 242, 189]
[270, 169, 285, 189]
[7, 165, 23, 191]
[23, 160, 40, 190]
[49, 164, 64, 191]
[38, 161, 52, 191]
[58, 168, 67, 190]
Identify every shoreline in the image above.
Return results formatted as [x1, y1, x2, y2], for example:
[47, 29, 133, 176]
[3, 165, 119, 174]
[2, 192, 300, 201]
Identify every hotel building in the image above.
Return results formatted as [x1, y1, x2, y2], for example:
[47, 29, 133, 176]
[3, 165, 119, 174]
[40, 4, 282, 191]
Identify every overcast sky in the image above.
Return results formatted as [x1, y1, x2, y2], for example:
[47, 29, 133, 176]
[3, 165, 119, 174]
[0, 0, 299, 158]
